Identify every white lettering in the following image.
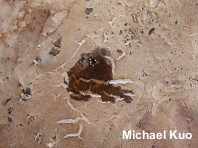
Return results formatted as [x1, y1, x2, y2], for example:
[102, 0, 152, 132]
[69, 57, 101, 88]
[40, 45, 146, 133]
[136, 133, 141, 139]
[186, 133, 192, 139]
[178, 133, 185, 139]
[156, 133, 162, 139]
[164, 130, 166, 139]
[123, 130, 131, 139]
[170, 130, 178, 139]
[142, 130, 149, 139]
[150, 133, 155, 139]
[122, 130, 192, 140]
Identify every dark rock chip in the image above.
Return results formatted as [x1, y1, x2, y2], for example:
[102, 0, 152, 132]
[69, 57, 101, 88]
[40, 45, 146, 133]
[148, 28, 155, 35]
[8, 107, 13, 115]
[8, 116, 13, 122]
[85, 8, 93, 15]
[49, 47, 60, 56]
[117, 49, 123, 53]
[35, 57, 42, 62]
[22, 87, 31, 95]
[54, 37, 62, 48]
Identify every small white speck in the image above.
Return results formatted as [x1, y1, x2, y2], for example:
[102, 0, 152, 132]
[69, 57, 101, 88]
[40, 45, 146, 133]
[37, 45, 41, 48]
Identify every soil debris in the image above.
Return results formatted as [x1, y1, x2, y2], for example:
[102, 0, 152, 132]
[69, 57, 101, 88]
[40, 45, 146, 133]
[54, 37, 62, 48]
[49, 47, 60, 56]
[85, 8, 93, 15]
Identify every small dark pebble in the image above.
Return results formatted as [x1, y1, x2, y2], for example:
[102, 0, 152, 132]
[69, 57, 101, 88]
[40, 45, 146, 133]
[18, 83, 23, 87]
[8, 116, 13, 122]
[85, 8, 93, 15]
[35, 57, 42, 62]
[23, 87, 31, 95]
[148, 28, 155, 35]
[142, 70, 149, 77]
[8, 107, 13, 114]
[117, 49, 123, 53]
[152, 145, 158, 148]
[49, 47, 60, 56]
[54, 37, 62, 48]
[52, 135, 57, 140]
[17, 124, 23, 127]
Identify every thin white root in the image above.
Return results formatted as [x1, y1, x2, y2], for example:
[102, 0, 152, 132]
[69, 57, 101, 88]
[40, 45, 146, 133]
[108, 15, 124, 27]
[55, 83, 68, 88]
[97, 100, 111, 103]
[117, 50, 126, 60]
[124, 93, 135, 97]
[104, 55, 116, 76]
[80, 92, 101, 98]
[57, 117, 83, 124]
[65, 97, 91, 124]
[79, 78, 107, 85]
[52, 93, 62, 100]
[72, 38, 88, 58]
[110, 115, 120, 121]
[108, 16, 117, 26]
[63, 124, 84, 140]
[108, 79, 134, 85]
[109, 94, 124, 101]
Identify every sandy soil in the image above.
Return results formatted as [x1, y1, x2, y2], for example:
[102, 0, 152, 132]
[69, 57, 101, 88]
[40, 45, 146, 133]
[0, 0, 198, 148]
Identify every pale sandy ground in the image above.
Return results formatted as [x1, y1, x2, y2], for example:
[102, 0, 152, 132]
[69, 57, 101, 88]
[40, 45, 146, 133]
[0, 0, 198, 148]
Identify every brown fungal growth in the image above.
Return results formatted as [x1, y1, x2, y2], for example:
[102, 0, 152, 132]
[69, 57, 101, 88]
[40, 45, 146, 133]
[67, 48, 133, 103]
